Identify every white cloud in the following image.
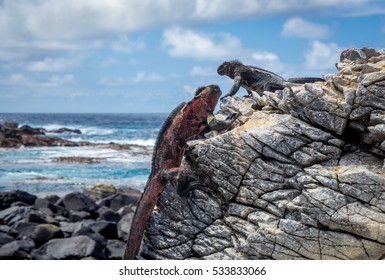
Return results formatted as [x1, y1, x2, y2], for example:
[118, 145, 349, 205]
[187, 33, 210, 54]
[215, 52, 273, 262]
[163, 27, 241, 60]
[304, 40, 343, 70]
[26, 56, 82, 72]
[281, 17, 331, 39]
[100, 72, 164, 86]
[0, 73, 74, 87]
[0, 1, 377, 53]
[190, 66, 216, 76]
[163, 27, 284, 72]
[111, 35, 145, 53]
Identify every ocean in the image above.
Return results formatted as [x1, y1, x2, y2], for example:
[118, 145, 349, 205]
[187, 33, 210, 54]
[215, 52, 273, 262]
[0, 113, 167, 196]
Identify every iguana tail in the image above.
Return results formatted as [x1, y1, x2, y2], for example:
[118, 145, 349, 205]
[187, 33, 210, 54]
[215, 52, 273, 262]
[123, 173, 163, 259]
[287, 77, 325, 83]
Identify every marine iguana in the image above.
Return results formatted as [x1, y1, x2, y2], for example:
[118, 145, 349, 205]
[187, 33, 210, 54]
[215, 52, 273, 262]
[123, 84, 230, 260]
[217, 60, 325, 99]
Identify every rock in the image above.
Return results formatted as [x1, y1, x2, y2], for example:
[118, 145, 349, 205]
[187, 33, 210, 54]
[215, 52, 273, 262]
[0, 122, 91, 148]
[0, 206, 31, 226]
[0, 188, 133, 259]
[33, 224, 64, 247]
[48, 127, 81, 134]
[31, 235, 105, 260]
[13, 222, 38, 240]
[98, 191, 140, 212]
[52, 157, 103, 164]
[105, 239, 125, 260]
[14, 190, 37, 205]
[0, 192, 19, 210]
[97, 207, 121, 223]
[117, 213, 134, 241]
[72, 227, 107, 248]
[0, 232, 15, 246]
[34, 197, 65, 216]
[84, 184, 117, 201]
[19, 125, 45, 135]
[68, 210, 91, 222]
[26, 209, 58, 225]
[61, 192, 97, 214]
[0, 191, 36, 210]
[59, 221, 77, 235]
[1, 121, 18, 129]
[0, 240, 35, 260]
[88, 221, 118, 240]
[139, 47, 385, 260]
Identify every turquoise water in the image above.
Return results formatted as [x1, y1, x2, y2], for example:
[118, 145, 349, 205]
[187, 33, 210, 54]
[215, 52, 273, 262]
[0, 113, 166, 196]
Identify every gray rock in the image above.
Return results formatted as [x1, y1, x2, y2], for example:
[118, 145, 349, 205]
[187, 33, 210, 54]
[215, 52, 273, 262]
[137, 47, 385, 260]
[72, 226, 107, 248]
[34, 197, 65, 216]
[0, 206, 31, 226]
[88, 221, 118, 240]
[68, 210, 91, 222]
[0, 240, 35, 259]
[97, 192, 140, 212]
[105, 239, 125, 259]
[13, 222, 38, 240]
[0, 232, 15, 246]
[117, 213, 134, 241]
[61, 192, 97, 214]
[97, 207, 121, 223]
[31, 235, 105, 260]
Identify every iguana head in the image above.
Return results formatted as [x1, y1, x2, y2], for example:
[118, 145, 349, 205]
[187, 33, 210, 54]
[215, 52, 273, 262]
[217, 60, 243, 78]
[192, 84, 222, 114]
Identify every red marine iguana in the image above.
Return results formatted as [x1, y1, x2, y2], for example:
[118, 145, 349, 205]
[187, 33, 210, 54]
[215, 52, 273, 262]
[123, 84, 236, 260]
[217, 60, 325, 99]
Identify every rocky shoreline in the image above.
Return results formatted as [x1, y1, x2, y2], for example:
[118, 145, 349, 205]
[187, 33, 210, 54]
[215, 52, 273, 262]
[0, 121, 152, 154]
[0, 184, 141, 259]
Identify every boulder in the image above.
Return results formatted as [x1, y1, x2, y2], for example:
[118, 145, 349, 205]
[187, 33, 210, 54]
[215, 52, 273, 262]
[83, 184, 117, 201]
[98, 192, 140, 212]
[33, 224, 64, 247]
[72, 227, 107, 248]
[31, 235, 105, 260]
[0, 232, 15, 246]
[26, 209, 58, 225]
[97, 207, 121, 223]
[88, 221, 118, 240]
[61, 192, 97, 214]
[0, 206, 31, 226]
[117, 213, 134, 241]
[68, 210, 91, 222]
[0, 240, 35, 260]
[105, 239, 125, 260]
[34, 197, 65, 216]
[13, 222, 38, 240]
[138, 47, 385, 260]
[14, 190, 37, 205]
[0, 192, 19, 210]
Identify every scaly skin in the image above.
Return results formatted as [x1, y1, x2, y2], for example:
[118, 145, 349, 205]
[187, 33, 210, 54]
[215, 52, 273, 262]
[217, 60, 325, 99]
[123, 85, 222, 260]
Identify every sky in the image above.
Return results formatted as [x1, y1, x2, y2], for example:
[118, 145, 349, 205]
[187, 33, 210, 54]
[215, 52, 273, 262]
[0, 0, 384, 113]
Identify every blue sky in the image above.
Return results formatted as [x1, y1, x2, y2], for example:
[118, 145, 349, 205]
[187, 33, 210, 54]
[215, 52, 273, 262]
[0, 0, 384, 113]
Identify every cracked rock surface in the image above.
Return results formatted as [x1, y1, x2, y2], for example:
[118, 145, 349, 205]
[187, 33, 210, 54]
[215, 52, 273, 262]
[141, 47, 385, 260]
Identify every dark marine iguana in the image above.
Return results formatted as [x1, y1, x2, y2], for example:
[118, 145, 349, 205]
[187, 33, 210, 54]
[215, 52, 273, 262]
[217, 60, 325, 99]
[123, 84, 236, 260]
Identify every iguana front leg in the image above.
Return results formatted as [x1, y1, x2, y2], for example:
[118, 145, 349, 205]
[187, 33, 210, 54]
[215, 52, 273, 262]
[221, 75, 241, 100]
[207, 112, 240, 131]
